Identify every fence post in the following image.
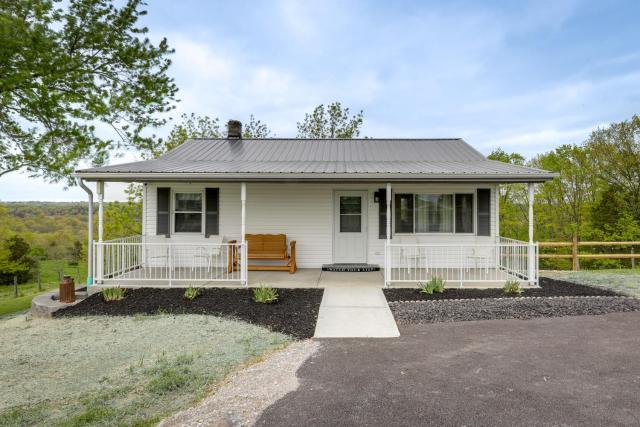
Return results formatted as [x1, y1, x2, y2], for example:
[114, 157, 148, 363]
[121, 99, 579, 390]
[571, 235, 579, 271]
[632, 247, 636, 269]
[13, 275, 18, 297]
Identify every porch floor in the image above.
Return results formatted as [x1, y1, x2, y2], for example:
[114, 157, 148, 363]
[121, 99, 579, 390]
[97, 268, 534, 289]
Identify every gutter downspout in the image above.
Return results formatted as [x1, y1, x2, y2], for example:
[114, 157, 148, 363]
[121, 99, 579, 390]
[78, 179, 94, 286]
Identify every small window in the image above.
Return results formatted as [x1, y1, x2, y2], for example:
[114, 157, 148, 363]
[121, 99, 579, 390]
[455, 194, 474, 233]
[339, 196, 362, 232]
[394, 194, 414, 233]
[174, 192, 202, 233]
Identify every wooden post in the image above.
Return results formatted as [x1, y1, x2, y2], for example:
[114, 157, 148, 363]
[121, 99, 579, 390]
[37, 270, 41, 292]
[571, 234, 579, 271]
[13, 275, 18, 297]
[632, 247, 636, 269]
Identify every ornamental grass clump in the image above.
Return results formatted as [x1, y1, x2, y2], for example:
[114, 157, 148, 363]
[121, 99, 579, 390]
[503, 279, 523, 295]
[253, 285, 278, 304]
[102, 287, 125, 302]
[419, 277, 446, 295]
[183, 286, 201, 300]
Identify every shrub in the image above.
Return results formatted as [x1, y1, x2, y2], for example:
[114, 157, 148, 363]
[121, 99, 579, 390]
[183, 286, 201, 300]
[419, 277, 446, 295]
[253, 285, 278, 304]
[102, 287, 126, 302]
[503, 280, 522, 295]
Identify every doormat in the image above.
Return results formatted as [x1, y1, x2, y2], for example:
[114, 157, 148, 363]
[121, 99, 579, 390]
[321, 263, 381, 272]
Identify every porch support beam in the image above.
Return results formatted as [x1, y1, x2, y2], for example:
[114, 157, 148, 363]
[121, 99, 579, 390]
[78, 179, 94, 286]
[96, 181, 104, 283]
[385, 183, 391, 287]
[240, 182, 247, 286]
[527, 183, 536, 285]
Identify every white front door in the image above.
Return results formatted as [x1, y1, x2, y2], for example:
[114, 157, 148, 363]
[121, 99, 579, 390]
[333, 191, 368, 263]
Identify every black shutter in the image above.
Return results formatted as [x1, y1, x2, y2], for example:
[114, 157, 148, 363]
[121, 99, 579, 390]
[205, 188, 219, 237]
[157, 187, 170, 237]
[477, 189, 491, 236]
[378, 188, 392, 239]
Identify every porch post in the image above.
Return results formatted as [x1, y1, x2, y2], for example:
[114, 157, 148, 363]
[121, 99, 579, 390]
[78, 180, 94, 286]
[527, 183, 536, 285]
[385, 183, 391, 287]
[97, 181, 104, 283]
[240, 182, 247, 286]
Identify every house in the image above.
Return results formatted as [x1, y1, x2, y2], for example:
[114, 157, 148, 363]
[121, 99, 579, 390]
[75, 120, 556, 288]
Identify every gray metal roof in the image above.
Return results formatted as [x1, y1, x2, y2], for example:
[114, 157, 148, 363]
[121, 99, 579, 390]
[75, 138, 556, 182]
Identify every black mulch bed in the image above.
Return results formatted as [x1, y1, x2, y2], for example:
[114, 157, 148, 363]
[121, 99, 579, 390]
[54, 288, 324, 339]
[390, 297, 640, 324]
[383, 276, 621, 302]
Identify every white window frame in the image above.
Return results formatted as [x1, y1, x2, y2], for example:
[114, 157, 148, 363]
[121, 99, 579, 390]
[172, 190, 205, 235]
[393, 192, 476, 235]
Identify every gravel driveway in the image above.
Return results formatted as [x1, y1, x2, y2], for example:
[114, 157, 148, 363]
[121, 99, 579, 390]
[257, 312, 640, 426]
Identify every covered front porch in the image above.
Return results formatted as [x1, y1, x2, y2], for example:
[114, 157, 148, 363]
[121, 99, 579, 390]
[85, 181, 540, 289]
[91, 239, 537, 289]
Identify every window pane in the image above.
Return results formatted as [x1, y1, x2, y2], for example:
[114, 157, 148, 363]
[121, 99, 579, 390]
[394, 194, 414, 233]
[340, 214, 361, 232]
[175, 193, 202, 212]
[340, 196, 361, 214]
[175, 213, 202, 232]
[455, 194, 474, 233]
[415, 194, 453, 233]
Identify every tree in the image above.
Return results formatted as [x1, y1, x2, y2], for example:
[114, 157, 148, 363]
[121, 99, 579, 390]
[531, 144, 596, 243]
[243, 114, 271, 138]
[68, 239, 83, 265]
[148, 113, 221, 158]
[0, 235, 36, 284]
[0, 0, 178, 183]
[296, 102, 364, 138]
[587, 115, 640, 220]
[488, 148, 528, 239]
[146, 113, 271, 158]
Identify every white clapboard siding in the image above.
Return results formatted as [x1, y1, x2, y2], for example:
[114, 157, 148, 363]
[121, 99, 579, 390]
[143, 182, 498, 268]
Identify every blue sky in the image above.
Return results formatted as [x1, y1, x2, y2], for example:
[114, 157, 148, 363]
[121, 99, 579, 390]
[1, 0, 639, 201]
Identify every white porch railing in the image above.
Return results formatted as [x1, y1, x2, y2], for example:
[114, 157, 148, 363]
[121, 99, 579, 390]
[93, 236, 248, 286]
[384, 237, 538, 287]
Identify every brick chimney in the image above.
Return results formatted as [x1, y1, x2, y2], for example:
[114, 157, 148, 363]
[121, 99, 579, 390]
[227, 120, 242, 139]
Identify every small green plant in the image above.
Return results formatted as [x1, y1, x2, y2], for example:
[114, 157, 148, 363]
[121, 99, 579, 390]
[183, 286, 201, 300]
[253, 285, 278, 304]
[503, 279, 522, 295]
[418, 277, 446, 295]
[102, 287, 125, 302]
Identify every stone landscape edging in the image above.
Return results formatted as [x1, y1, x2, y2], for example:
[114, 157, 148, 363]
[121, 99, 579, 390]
[387, 295, 636, 304]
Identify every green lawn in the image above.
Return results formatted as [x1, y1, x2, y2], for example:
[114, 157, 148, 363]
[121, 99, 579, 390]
[0, 260, 87, 317]
[0, 314, 291, 426]
[542, 268, 640, 297]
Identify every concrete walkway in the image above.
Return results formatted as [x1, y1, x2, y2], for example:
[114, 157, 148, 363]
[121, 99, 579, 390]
[314, 284, 400, 338]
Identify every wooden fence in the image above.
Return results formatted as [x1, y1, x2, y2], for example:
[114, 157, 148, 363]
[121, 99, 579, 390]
[539, 238, 638, 270]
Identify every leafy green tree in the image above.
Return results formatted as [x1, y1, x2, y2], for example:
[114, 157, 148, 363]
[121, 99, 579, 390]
[531, 144, 596, 243]
[488, 148, 528, 240]
[0, 0, 178, 183]
[0, 235, 36, 284]
[296, 102, 364, 138]
[147, 113, 271, 158]
[587, 115, 640, 220]
[68, 239, 83, 265]
[243, 114, 271, 139]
